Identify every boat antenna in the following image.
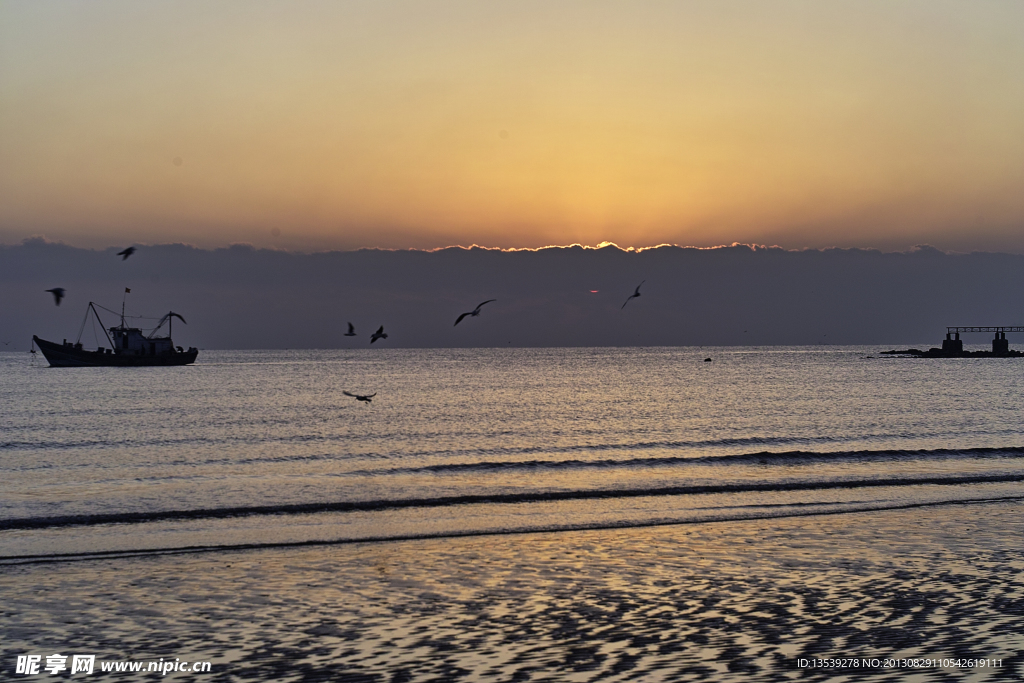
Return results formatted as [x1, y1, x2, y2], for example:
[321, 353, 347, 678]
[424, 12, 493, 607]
[121, 287, 130, 327]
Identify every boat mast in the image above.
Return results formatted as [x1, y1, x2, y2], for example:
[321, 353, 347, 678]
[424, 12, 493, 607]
[121, 288, 129, 327]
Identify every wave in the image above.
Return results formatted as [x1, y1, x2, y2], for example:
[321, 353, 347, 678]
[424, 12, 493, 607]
[5, 431, 1023, 475]
[2, 433, 852, 454]
[366, 445, 1024, 476]
[4, 471, 1024, 532]
[3, 494, 1023, 566]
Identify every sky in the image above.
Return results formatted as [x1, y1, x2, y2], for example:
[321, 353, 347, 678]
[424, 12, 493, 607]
[2, 1, 1024, 253]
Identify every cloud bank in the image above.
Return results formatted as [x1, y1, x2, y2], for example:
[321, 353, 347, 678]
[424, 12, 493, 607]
[3, 241, 1023, 350]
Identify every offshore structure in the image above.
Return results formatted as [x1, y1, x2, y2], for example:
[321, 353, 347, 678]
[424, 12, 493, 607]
[884, 327, 1024, 358]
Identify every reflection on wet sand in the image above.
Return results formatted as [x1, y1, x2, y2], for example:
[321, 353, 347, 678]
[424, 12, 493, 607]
[4, 501, 1023, 681]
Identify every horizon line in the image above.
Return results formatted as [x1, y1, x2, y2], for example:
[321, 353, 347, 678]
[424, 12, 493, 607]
[7, 236, 991, 257]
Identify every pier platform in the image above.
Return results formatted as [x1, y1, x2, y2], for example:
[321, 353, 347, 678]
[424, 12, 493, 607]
[882, 327, 1024, 358]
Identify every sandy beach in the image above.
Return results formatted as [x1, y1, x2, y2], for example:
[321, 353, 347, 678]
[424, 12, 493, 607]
[3, 500, 1023, 681]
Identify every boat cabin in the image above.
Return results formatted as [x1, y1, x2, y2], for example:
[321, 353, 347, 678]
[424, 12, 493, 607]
[110, 326, 174, 356]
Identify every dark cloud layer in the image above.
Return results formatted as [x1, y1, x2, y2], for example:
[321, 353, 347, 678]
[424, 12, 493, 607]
[3, 240, 1023, 350]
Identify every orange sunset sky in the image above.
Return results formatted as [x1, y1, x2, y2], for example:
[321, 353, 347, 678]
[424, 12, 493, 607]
[2, 0, 1023, 253]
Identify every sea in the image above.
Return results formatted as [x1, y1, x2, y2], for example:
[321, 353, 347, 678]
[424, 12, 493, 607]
[3, 345, 1024, 562]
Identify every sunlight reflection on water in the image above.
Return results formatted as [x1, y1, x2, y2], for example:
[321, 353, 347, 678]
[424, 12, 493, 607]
[2, 346, 1024, 556]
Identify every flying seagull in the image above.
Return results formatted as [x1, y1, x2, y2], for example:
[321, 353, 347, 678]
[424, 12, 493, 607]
[344, 322, 357, 337]
[454, 299, 496, 326]
[370, 326, 388, 343]
[45, 288, 65, 306]
[621, 281, 645, 309]
[117, 247, 136, 260]
[343, 391, 376, 404]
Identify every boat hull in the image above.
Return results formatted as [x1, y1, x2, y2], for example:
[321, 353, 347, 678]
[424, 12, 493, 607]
[33, 336, 198, 367]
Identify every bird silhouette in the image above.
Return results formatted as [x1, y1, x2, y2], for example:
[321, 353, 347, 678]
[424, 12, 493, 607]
[344, 322, 357, 337]
[117, 247, 136, 260]
[621, 281, 645, 309]
[454, 299, 496, 326]
[45, 288, 65, 306]
[343, 391, 376, 404]
[370, 326, 388, 343]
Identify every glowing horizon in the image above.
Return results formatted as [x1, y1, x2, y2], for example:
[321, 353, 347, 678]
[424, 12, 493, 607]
[3, 1, 1024, 254]
[14, 235, 962, 258]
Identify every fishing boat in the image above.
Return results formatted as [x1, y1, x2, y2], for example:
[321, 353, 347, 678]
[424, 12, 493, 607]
[33, 300, 198, 367]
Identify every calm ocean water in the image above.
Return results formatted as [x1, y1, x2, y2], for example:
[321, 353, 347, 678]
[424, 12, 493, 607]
[3, 346, 1024, 561]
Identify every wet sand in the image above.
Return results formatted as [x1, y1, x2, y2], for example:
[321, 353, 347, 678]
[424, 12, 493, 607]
[3, 501, 1024, 682]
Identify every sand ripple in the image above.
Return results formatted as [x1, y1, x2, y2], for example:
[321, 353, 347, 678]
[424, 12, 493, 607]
[3, 501, 1023, 681]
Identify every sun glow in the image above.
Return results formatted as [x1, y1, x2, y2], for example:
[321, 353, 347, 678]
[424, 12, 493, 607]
[2, 1, 1024, 253]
